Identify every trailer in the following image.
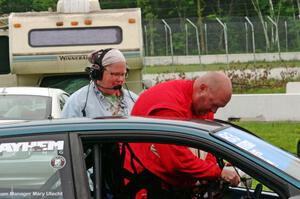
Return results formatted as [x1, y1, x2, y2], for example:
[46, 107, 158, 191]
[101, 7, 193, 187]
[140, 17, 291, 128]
[0, 0, 144, 94]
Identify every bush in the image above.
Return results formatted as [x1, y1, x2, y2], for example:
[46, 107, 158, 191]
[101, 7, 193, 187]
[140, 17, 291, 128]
[225, 62, 298, 93]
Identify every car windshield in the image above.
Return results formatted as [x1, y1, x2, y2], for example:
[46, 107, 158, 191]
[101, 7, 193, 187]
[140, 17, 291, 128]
[214, 127, 300, 181]
[0, 95, 51, 120]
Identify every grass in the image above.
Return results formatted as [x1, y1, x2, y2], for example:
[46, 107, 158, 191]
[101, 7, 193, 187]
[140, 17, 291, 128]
[234, 87, 285, 94]
[143, 60, 300, 74]
[234, 121, 300, 155]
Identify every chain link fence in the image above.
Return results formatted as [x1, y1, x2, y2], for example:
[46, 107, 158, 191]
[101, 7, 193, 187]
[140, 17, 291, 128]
[143, 16, 300, 57]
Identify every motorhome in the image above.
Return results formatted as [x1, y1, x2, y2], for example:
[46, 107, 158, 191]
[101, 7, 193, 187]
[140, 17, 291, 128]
[0, 0, 143, 93]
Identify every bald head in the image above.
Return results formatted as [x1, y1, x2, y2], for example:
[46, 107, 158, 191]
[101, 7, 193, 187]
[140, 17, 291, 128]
[192, 72, 232, 115]
[196, 71, 232, 99]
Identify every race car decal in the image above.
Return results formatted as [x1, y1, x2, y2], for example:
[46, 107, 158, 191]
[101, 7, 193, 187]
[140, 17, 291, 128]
[215, 128, 291, 168]
[0, 140, 64, 153]
[50, 155, 66, 169]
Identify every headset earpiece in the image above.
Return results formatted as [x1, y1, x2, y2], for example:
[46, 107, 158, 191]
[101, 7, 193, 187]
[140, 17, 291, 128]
[89, 64, 105, 81]
[125, 67, 130, 78]
[86, 48, 113, 81]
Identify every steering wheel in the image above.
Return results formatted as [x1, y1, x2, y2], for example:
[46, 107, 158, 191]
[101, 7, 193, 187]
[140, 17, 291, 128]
[188, 157, 229, 199]
[203, 157, 257, 199]
[191, 179, 230, 199]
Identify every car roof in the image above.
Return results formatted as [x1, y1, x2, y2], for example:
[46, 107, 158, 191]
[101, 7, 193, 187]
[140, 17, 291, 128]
[0, 116, 229, 137]
[0, 119, 27, 125]
[0, 87, 67, 96]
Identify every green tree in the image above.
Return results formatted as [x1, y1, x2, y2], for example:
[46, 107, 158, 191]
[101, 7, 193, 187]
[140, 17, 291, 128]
[137, 0, 159, 56]
[32, 0, 58, 11]
[0, 0, 32, 13]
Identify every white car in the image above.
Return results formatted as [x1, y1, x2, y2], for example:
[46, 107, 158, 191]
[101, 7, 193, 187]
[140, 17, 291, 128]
[0, 87, 69, 120]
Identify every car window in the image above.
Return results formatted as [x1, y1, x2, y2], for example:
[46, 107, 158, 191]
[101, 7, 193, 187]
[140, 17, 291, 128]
[0, 95, 51, 120]
[214, 127, 300, 181]
[0, 134, 74, 199]
[80, 138, 280, 199]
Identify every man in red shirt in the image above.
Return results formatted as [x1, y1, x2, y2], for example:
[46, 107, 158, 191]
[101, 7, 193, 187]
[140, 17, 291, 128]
[124, 72, 240, 197]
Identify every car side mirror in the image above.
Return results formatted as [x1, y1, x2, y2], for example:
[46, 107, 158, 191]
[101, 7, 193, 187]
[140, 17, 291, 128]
[297, 140, 300, 158]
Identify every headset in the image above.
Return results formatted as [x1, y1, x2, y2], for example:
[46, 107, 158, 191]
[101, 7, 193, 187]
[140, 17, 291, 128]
[82, 48, 134, 117]
[86, 48, 113, 81]
[86, 48, 130, 81]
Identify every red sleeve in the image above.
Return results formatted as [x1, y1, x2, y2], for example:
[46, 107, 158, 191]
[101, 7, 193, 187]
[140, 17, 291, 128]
[150, 144, 221, 186]
[138, 109, 220, 186]
[205, 152, 218, 163]
[206, 112, 214, 120]
[151, 109, 217, 163]
[149, 109, 220, 176]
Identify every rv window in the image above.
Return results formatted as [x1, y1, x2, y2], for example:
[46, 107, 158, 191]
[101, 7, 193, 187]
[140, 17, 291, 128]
[29, 27, 122, 47]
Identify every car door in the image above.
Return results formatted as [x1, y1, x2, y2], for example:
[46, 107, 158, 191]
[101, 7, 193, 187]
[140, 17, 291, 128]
[0, 133, 75, 199]
[69, 127, 297, 199]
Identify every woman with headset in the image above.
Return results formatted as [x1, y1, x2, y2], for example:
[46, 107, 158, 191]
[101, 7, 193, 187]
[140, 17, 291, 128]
[61, 48, 138, 118]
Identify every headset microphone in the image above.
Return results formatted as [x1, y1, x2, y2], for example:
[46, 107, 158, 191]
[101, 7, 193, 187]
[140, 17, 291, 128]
[112, 85, 122, 90]
[96, 83, 122, 90]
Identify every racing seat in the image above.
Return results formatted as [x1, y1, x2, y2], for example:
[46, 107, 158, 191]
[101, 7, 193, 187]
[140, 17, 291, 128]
[101, 142, 164, 198]
[85, 142, 197, 199]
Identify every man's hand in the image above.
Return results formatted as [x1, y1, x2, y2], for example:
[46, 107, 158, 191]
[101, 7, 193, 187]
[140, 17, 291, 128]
[220, 167, 240, 186]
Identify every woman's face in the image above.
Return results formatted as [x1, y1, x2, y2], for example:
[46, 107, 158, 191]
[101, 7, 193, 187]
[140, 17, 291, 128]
[96, 62, 127, 94]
